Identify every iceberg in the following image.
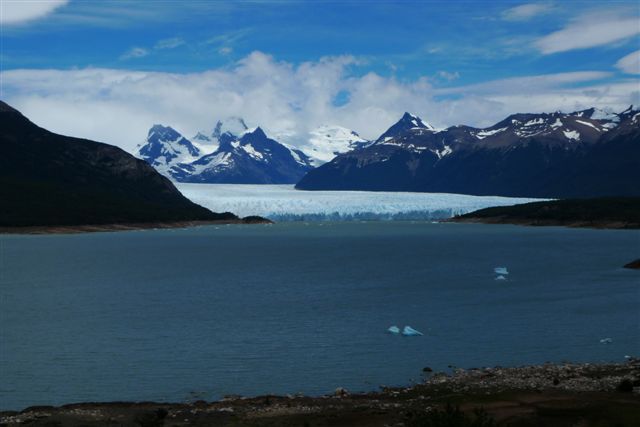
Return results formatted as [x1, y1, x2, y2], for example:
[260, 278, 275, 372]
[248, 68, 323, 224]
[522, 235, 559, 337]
[176, 183, 543, 222]
[600, 338, 613, 344]
[402, 326, 423, 336]
[494, 267, 509, 275]
[387, 326, 400, 334]
[495, 275, 507, 281]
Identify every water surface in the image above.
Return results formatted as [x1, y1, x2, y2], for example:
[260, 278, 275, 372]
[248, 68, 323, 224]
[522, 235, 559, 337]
[1, 222, 638, 410]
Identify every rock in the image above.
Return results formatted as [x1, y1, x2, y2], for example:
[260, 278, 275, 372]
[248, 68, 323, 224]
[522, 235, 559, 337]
[617, 378, 634, 392]
[422, 367, 433, 373]
[242, 215, 272, 224]
[334, 387, 349, 397]
[623, 259, 640, 269]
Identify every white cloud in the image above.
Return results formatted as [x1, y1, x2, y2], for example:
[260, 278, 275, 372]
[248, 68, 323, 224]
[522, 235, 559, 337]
[218, 46, 233, 55]
[616, 50, 640, 74]
[535, 10, 640, 54]
[154, 37, 185, 50]
[119, 47, 149, 60]
[437, 71, 460, 81]
[1, 52, 636, 152]
[501, 2, 553, 21]
[0, 0, 68, 24]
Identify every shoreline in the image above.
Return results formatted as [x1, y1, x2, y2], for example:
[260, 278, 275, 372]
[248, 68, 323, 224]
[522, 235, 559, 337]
[2, 360, 638, 426]
[449, 216, 640, 229]
[0, 217, 272, 235]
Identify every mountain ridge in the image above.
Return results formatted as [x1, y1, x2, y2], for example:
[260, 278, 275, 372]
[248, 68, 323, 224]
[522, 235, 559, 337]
[295, 106, 640, 198]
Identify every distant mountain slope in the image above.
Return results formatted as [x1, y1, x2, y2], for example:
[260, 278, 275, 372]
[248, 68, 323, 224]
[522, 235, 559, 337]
[0, 101, 236, 227]
[296, 107, 640, 198]
[298, 125, 370, 166]
[135, 124, 201, 175]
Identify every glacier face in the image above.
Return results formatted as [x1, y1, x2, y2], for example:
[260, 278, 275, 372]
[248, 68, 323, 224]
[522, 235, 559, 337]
[176, 184, 543, 221]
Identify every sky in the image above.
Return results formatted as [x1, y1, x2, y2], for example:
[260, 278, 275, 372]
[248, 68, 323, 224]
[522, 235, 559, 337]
[1, 0, 639, 151]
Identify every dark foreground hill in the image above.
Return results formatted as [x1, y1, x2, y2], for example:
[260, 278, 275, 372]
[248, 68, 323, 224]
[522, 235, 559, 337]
[451, 197, 640, 229]
[0, 101, 239, 228]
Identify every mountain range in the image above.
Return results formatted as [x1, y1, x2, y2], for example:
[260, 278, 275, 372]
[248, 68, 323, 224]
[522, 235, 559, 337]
[134, 106, 639, 198]
[134, 120, 368, 183]
[0, 101, 239, 228]
[296, 107, 640, 198]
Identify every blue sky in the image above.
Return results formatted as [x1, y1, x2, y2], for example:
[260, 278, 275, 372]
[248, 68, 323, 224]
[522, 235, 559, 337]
[1, 0, 639, 150]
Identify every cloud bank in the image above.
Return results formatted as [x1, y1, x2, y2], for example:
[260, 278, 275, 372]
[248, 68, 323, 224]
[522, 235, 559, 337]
[2, 52, 637, 152]
[535, 10, 640, 54]
[501, 2, 553, 21]
[616, 50, 640, 74]
[0, 0, 68, 24]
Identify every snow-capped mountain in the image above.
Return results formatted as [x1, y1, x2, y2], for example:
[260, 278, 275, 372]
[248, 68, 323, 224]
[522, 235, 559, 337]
[301, 125, 370, 166]
[190, 117, 250, 156]
[136, 120, 313, 184]
[135, 125, 201, 174]
[296, 107, 640, 198]
[376, 112, 436, 143]
[171, 127, 312, 183]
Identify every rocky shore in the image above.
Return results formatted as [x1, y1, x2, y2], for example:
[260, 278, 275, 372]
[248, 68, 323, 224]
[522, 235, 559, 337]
[2, 360, 638, 426]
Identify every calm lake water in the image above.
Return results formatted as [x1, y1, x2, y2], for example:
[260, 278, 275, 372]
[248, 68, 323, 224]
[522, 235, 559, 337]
[1, 222, 638, 410]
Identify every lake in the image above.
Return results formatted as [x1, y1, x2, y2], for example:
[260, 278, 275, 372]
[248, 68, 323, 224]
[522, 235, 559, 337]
[1, 222, 638, 410]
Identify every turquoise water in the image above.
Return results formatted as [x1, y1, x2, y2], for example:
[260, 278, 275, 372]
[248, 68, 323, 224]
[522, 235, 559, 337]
[1, 222, 638, 410]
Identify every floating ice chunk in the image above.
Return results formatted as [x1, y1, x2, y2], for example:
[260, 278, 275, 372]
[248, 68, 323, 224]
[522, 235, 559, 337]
[495, 275, 507, 281]
[402, 326, 423, 336]
[388, 326, 400, 334]
[600, 338, 613, 344]
[494, 267, 509, 275]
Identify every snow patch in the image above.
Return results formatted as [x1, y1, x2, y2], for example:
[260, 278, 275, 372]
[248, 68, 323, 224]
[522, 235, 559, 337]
[575, 120, 601, 131]
[590, 108, 619, 122]
[242, 143, 264, 160]
[476, 127, 507, 139]
[563, 130, 580, 141]
[523, 118, 544, 126]
[431, 145, 453, 159]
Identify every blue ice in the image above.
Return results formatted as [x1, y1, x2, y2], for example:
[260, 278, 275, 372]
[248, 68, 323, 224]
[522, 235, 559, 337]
[402, 326, 423, 336]
[494, 267, 509, 275]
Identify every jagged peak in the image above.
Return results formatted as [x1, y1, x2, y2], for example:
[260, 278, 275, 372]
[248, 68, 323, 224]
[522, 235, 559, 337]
[193, 131, 211, 140]
[241, 126, 267, 139]
[147, 124, 182, 140]
[400, 112, 435, 130]
[375, 112, 435, 143]
[212, 117, 249, 139]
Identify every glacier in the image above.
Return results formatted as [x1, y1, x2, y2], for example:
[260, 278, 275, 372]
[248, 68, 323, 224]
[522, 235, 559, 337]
[176, 184, 543, 222]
